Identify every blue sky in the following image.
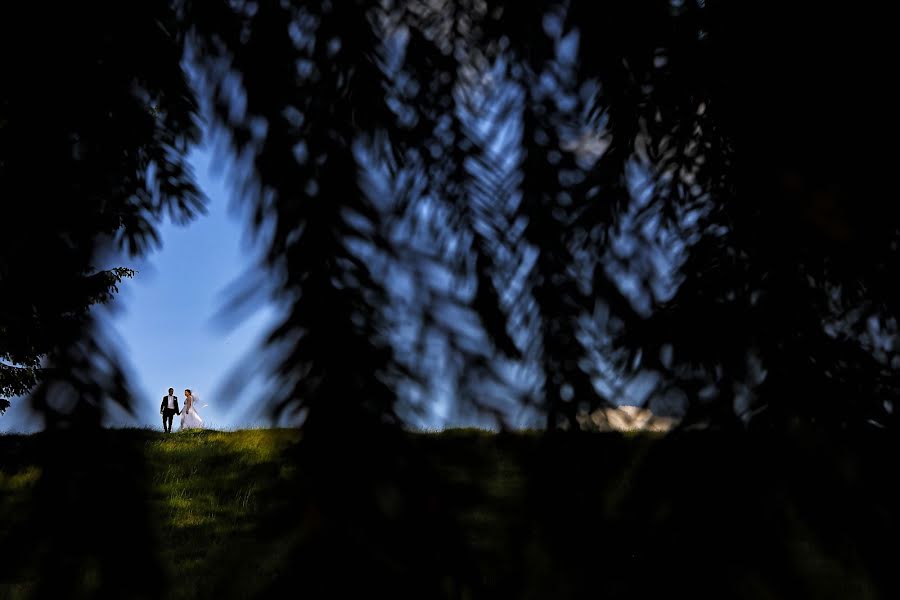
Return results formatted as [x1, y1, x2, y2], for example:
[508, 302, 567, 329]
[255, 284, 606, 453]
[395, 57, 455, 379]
[104, 146, 280, 430]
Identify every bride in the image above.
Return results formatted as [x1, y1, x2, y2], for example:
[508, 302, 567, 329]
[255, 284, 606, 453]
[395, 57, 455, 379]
[180, 388, 205, 430]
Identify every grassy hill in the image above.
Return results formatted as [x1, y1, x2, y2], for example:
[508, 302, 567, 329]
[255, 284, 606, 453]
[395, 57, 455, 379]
[1, 427, 899, 598]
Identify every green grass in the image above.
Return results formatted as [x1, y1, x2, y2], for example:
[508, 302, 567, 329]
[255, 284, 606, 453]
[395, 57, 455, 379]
[1, 427, 899, 598]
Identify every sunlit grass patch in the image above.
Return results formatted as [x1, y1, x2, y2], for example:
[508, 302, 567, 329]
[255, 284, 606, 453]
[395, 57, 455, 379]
[0, 466, 40, 492]
[148, 428, 298, 465]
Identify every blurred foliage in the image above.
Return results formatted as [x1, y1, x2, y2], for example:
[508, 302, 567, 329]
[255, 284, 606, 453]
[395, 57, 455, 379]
[3, 0, 894, 431]
[0, 1, 205, 416]
[178, 0, 900, 432]
[2, 0, 898, 596]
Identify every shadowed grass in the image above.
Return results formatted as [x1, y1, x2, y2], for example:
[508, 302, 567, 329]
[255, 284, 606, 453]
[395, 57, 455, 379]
[1, 427, 898, 598]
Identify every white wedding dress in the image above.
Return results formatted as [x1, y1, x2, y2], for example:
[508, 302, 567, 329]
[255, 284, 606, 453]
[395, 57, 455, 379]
[180, 399, 204, 430]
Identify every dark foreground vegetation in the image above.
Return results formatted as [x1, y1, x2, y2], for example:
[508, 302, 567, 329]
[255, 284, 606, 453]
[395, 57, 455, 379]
[2, 428, 897, 599]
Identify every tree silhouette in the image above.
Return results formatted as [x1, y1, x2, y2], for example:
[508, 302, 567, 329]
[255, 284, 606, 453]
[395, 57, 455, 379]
[179, 0, 900, 433]
[5, 0, 891, 436]
[597, 3, 900, 430]
[1, 2, 205, 420]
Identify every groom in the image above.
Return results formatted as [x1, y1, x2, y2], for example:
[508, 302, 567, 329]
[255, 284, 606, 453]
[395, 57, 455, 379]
[160, 387, 181, 433]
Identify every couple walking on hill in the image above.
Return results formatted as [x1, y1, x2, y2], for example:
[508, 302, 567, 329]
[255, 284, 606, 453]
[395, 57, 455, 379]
[160, 387, 205, 432]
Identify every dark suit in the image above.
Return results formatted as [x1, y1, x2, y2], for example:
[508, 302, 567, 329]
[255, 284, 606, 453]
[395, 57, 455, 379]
[160, 395, 181, 433]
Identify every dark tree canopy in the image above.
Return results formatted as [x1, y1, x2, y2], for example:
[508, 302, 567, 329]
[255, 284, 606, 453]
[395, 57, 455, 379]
[0, 2, 205, 422]
[4, 1, 895, 433]
[178, 0, 899, 433]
